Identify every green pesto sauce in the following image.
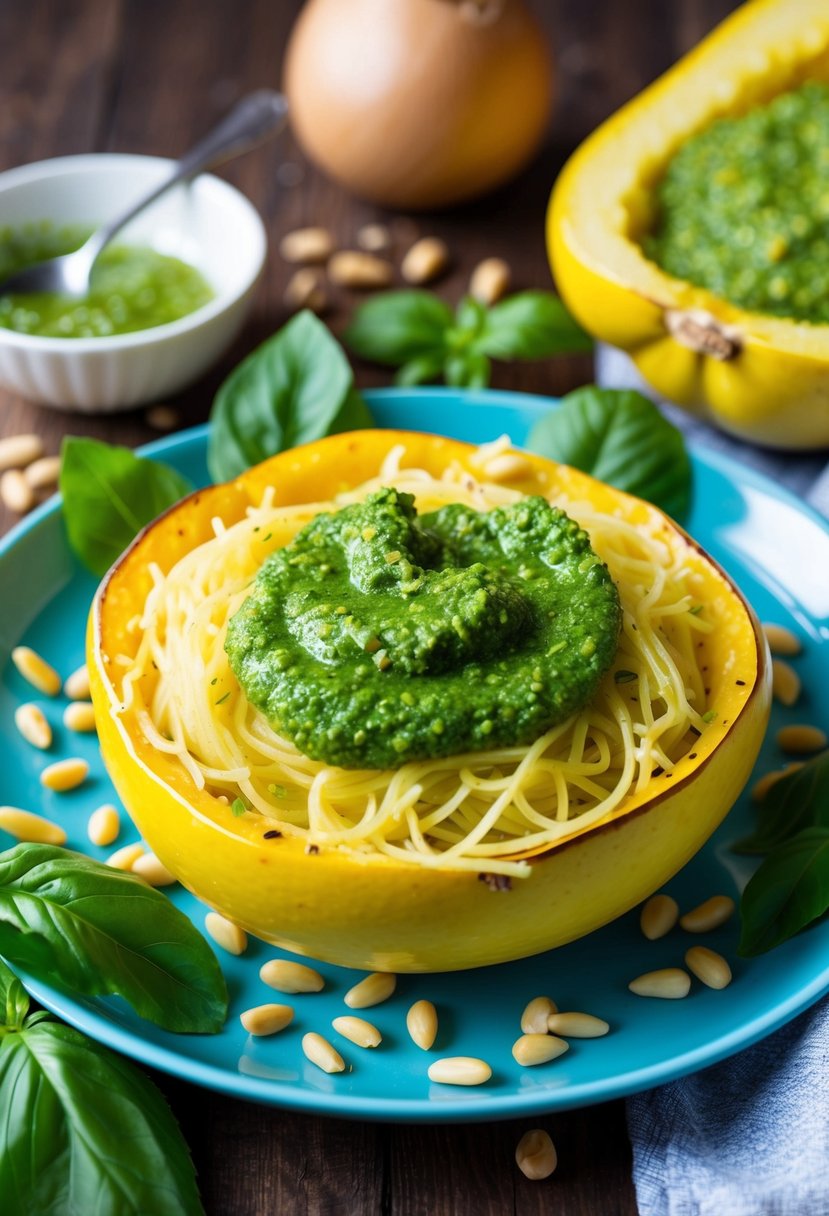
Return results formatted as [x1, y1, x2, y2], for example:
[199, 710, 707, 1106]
[226, 488, 621, 771]
[0, 223, 214, 337]
[645, 81, 829, 324]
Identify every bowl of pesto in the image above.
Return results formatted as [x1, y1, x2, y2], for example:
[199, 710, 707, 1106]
[0, 154, 266, 411]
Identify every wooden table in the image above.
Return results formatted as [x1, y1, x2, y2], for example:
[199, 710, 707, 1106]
[0, 2, 738, 1211]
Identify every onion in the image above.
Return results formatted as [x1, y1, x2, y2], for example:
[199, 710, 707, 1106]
[283, 0, 554, 210]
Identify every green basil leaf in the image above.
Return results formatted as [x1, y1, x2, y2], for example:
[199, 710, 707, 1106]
[527, 387, 693, 522]
[394, 353, 446, 386]
[0, 956, 28, 1029]
[343, 290, 453, 365]
[473, 291, 592, 359]
[444, 352, 492, 389]
[734, 753, 829, 855]
[60, 437, 192, 577]
[0, 845, 227, 1034]
[738, 826, 829, 956]
[454, 295, 487, 336]
[208, 310, 374, 482]
[0, 1019, 203, 1215]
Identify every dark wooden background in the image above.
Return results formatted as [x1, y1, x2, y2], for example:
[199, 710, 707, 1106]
[0, 1, 738, 1211]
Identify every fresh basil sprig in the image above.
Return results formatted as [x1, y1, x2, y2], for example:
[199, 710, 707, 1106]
[0, 958, 204, 1216]
[527, 386, 693, 522]
[343, 289, 592, 388]
[0, 844, 228, 1034]
[60, 435, 192, 576]
[208, 309, 374, 482]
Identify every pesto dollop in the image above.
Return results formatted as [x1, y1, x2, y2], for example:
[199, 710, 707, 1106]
[645, 81, 829, 324]
[226, 488, 621, 770]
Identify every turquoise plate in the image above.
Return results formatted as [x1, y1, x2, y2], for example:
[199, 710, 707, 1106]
[2, 388, 828, 1122]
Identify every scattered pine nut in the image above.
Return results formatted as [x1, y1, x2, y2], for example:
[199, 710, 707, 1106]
[547, 1012, 610, 1039]
[260, 958, 324, 993]
[469, 256, 511, 305]
[283, 268, 327, 313]
[0, 806, 66, 845]
[751, 763, 804, 802]
[132, 851, 177, 887]
[24, 455, 61, 490]
[302, 1031, 345, 1074]
[240, 1003, 294, 1036]
[332, 1015, 382, 1048]
[63, 701, 96, 733]
[344, 971, 396, 1009]
[481, 453, 532, 482]
[0, 470, 35, 513]
[680, 895, 735, 933]
[406, 999, 438, 1050]
[685, 946, 732, 990]
[357, 223, 391, 253]
[515, 1128, 557, 1181]
[771, 659, 801, 707]
[12, 646, 61, 696]
[512, 1034, 569, 1067]
[427, 1056, 492, 1086]
[40, 757, 88, 792]
[777, 724, 827, 754]
[762, 623, 801, 656]
[628, 968, 691, 999]
[64, 664, 90, 700]
[145, 405, 180, 431]
[106, 842, 145, 871]
[205, 911, 248, 955]
[520, 995, 558, 1034]
[640, 893, 679, 940]
[328, 251, 393, 288]
[279, 226, 335, 264]
[14, 703, 52, 750]
[87, 804, 121, 847]
[401, 236, 449, 284]
[0, 432, 43, 471]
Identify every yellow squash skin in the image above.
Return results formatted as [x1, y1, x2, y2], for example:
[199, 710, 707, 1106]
[548, 0, 829, 449]
[89, 431, 770, 972]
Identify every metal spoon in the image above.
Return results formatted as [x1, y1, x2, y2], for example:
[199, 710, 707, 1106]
[0, 89, 288, 298]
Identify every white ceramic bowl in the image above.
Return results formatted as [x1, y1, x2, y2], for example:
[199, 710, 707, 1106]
[0, 154, 267, 412]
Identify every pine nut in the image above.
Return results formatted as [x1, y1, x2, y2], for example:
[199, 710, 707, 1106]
[640, 893, 679, 940]
[771, 659, 801, 707]
[40, 757, 88, 791]
[547, 1012, 610, 1038]
[132, 851, 177, 887]
[482, 453, 532, 482]
[512, 1034, 569, 1067]
[0, 432, 43, 471]
[12, 646, 61, 696]
[24, 455, 61, 490]
[469, 257, 511, 305]
[240, 1003, 294, 1036]
[64, 664, 90, 700]
[357, 223, 391, 253]
[63, 701, 96, 733]
[685, 946, 732, 990]
[628, 968, 691, 999]
[328, 251, 393, 288]
[401, 236, 449, 285]
[332, 1015, 382, 1048]
[427, 1056, 492, 1086]
[777, 724, 827, 754]
[107, 842, 145, 871]
[259, 959, 324, 993]
[205, 911, 248, 955]
[1, 470, 35, 513]
[762, 622, 801, 656]
[87, 804, 121, 847]
[406, 999, 438, 1050]
[515, 1128, 557, 1181]
[680, 894, 735, 932]
[14, 703, 52, 750]
[520, 995, 558, 1034]
[344, 971, 396, 1009]
[279, 227, 335, 264]
[752, 763, 804, 802]
[145, 405, 180, 431]
[283, 268, 327, 313]
[302, 1031, 345, 1074]
[0, 806, 66, 845]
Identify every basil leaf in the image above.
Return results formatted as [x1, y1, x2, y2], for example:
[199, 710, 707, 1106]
[473, 291, 592, 359]
[208, 310, 374, 482]
[0, 1019, 203, 1215]
[454, 295, 487, 336]
[0, 845, 227, 1034]
[395, 353, 446, 386]
[0, 956, 28, 1029]
[60, 437, 192, 577]
[343, 291, 453, 365]
[734, 753, 829, 855]
[738, 827, 829, 956]
[527, 387, 693, 522]
[444, 352, 491, 388]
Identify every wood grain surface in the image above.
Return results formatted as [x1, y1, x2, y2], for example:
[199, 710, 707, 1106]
[0, 2, 738, 1212]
